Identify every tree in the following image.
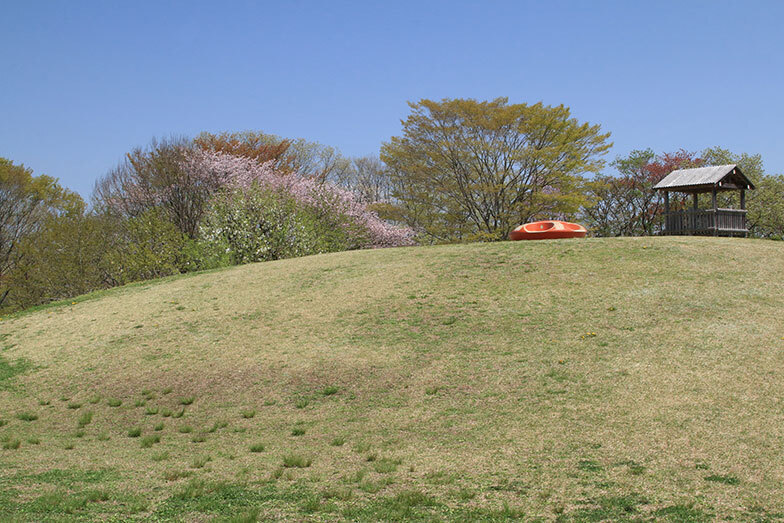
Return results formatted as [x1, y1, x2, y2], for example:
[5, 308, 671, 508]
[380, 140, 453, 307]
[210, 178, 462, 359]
[700, 146, 766, 211]
[333, 155, 393, 204]
[748, 174, 784, 239]
[194, 131, 352, 182]
[93, 137, 221, 238]
[188, 150, 413, 249]
[4, 209, 186, 310]
[581, 149, 702, 236]
[194, 131, 294, 172]
[0, 157, 83, 306]
[380, 98, 611, 242]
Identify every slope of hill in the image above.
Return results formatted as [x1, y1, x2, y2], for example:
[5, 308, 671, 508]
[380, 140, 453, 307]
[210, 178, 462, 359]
[1, 237, 784, 521]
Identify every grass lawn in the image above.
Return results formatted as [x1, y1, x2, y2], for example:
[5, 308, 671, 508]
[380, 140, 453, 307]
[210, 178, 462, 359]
[1, 236, 784, 521]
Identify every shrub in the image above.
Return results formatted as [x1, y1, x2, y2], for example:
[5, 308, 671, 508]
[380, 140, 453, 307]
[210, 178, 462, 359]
[199, 187, 324, 264]
[250, 443, 265, 453]
[128, 428, 142, 438]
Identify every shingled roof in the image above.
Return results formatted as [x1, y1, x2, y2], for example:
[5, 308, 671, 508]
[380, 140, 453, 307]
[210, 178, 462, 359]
[653, 164, 755, 192]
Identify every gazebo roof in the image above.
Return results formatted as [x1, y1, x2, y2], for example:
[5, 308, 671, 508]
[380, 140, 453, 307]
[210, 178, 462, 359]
[653, 164, 755, 192]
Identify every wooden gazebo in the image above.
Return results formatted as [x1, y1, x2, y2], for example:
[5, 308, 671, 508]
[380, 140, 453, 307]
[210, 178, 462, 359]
[654, 164, 754, 237]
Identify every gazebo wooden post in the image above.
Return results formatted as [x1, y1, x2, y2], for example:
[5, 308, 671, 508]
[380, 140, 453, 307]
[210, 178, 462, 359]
[663, 191, 670, 234]
[740, 189, 747, 237]
[690, 192, 699, 235]
[711, 186, 718, 236]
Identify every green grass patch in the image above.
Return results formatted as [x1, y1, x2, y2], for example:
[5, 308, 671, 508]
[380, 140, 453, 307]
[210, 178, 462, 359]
[322, 385, 339, 396]
[2, 438, 21, 449]
[77, 411, 93, 427]
[282, 453, 312, 468]
[704, 474, 740, 485]
[15, 411, 38, 422]
[140, 434, 161, 448]
[0, 355, 31, 389]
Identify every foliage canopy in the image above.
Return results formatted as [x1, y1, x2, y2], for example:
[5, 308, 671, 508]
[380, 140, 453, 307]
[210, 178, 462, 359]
[380, 98, 611, 242]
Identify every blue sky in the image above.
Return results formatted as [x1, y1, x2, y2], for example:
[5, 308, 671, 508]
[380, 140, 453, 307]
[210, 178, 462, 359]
[2, 0, 783, 196]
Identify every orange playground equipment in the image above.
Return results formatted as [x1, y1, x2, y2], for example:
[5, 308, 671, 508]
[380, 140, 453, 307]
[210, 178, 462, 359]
[509, 220, 587, 240]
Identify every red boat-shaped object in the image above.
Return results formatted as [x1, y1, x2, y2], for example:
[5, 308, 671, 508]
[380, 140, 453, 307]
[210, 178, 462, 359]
[509, 220, 587, 240]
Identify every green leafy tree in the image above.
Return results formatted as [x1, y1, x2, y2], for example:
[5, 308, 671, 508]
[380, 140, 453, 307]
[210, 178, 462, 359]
[101, 210, 188, 286]
[746, 174, 784, 239]
[4, 213, 109, 309]
[380, 98, 611, 242]
[698, 147, 784, 238]
[0, 157, 83, 306]
[700, 146, 764, 209]
[5, 209, 187, 310]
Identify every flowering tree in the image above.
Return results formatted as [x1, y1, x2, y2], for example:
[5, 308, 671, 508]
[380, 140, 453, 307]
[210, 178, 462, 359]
[183, 149, 414, 249]
[97, 141, 413, 248]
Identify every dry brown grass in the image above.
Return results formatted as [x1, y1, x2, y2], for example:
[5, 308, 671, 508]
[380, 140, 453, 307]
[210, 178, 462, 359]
[1, 236, 784, 520]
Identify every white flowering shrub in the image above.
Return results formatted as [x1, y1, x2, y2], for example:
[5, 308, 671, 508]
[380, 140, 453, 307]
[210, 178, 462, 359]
[199, 185, 353, 264]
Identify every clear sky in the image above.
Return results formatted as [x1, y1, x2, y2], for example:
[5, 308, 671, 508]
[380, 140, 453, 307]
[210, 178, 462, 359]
[2, 0, 783, 196]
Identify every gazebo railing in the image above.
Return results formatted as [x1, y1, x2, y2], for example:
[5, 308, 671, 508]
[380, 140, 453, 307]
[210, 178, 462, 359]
[663, 209, 747, 236]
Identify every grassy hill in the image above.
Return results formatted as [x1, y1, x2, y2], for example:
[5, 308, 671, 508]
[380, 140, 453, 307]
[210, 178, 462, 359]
[1, 237, 784, 521]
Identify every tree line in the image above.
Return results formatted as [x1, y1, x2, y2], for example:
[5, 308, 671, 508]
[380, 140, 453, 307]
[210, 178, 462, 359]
[2, 97, 783, 312]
